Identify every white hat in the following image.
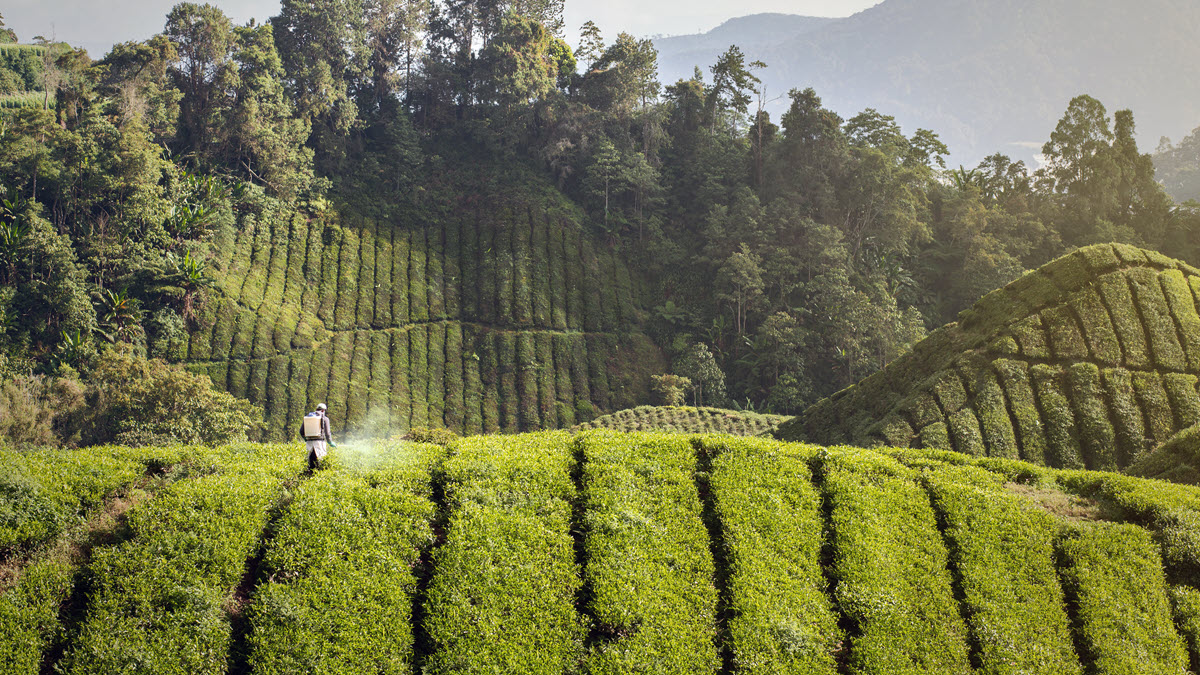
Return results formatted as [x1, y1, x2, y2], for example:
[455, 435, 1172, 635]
[316, 403, 327, 410]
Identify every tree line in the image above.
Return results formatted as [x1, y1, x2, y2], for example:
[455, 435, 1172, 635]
[0, 1, 1197, 422]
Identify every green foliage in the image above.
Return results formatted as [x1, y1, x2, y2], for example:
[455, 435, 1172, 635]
[576, 405, 786, 436]
[247, 442, 440, 674]
[63, 444, 303, 673]
[1057, 523, 1189, 673]
[817, 449, 972, 673]
[924, 465, 1081, 672]
[579, 432, 719, 673]
[425, 433, 584, 674]
[702, 437, 841, 674]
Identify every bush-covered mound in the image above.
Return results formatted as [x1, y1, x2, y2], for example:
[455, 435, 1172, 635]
[1128, 424, 1200, 485]
[573, 405, 786, 436]
[778, 243, 1200, 471]
[181, 169, 664, 441]
[8, 432, 1200, 673]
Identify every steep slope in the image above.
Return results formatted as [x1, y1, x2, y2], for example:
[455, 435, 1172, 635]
[654, 0, 1200, 164]
[778, 244, 1200, 471]
[183, 174, 664, 440]
[9, 434, 1200, 672]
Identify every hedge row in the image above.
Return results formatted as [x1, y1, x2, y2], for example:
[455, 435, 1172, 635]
[578, 432, 720, 674]
[0, 446, 147, 553]
[891, 354, 1200, 470]
[62, 445, 304, 674]
[195, 209, 635, 367]
[220, 325, 625, 440]
[424, 433, 584, 674]
[246, 442, 441, 673]
[576, 405, 788, 436]
[923, 465, 1080, 673]
[699, 437, 841, 674]
[816, 449, 972, 673]
[1057, 523, 1190, 672]
[779, 246, 1200, 470]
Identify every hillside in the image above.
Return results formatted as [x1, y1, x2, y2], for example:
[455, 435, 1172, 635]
[777, 244, 1200, 472]
[653, 0, 1200, 164]
[572, 405, 786, 435]
[181, 171, 664, 441]
[6, 433, 1200, 672]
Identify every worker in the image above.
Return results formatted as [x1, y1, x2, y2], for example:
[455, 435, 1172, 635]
[300, 403, 335, 470]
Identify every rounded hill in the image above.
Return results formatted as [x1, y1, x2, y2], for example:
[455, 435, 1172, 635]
[778, 243, 1200, 473]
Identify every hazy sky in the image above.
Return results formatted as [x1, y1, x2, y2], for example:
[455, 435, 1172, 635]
[4, 0, 880, 59]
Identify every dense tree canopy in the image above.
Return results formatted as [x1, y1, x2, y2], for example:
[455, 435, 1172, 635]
[0, 0, 1195, 421]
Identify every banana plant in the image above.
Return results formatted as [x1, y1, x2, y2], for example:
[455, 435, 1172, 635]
[95, 288, 143, 344]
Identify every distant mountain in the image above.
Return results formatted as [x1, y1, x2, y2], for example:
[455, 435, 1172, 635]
[654, 0, 1200, 166]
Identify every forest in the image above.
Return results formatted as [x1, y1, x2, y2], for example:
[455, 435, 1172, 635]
[2, 0, 1199, 441]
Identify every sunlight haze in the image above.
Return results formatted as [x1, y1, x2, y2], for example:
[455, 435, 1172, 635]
[3, 0, 881, 59]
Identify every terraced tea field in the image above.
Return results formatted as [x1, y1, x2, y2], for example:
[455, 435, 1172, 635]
[780, 244, 1200, 472]
[574, 405, 786, 436]
[184, 183, 662, 440]
[7, 432, 1200, 673]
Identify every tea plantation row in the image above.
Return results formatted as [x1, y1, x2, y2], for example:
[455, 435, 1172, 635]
[179, 193, 662, 440]
[782, 244, 1200, 472]
[7, 432, 1200, 673]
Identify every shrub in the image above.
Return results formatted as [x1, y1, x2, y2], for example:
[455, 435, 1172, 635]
[403, 426, 459, 446]
[64, 445, 304, 674]
[816, 449, 972, 673]
[84, 350, 263, 446]
[424, 433, 583, 674]
[578, 431, 719, 674]
[924, 465, 1080, 673]
[247, 443, 439, 674]
[700, 437, 841, 674]
[651, 374, 692, 406]
[1057, 523, 1189, 673]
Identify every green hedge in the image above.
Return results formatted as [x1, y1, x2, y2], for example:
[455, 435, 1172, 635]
[444, 323, 465, 431]
[1101, 367, 1148, 466]
[427, 322, 446, 428]
[1071, 285, 1122, 366]
[444, 216, 462, 320]
[424, 433, 584, 674]
[1066, 363, 1118, 471]
[548, 217, 569, 330]
[392, 228, 410, 325]
[374, 222, 394, 328]
[514, 209, 534, 326]
[1133, 370, 1176, 444]
[409, 230, 429, 322]
[0, 447, 145, 553]
[579, 432, 719, 674]
[409, 326, 429, 428]
[247, 443, 440, 674]
[499, 332, 519, 433]
[924, 465, 1080, 673]
[427, 223, 446, 320]
[817, 449, 972, 673]
[1162, 270, 1200, 370]
[366, 331, 391, 435]
[333, 226, 361, 330]
[64, 445, 303, 674]
[480, 330, 501, 433]
[1128, 268, 1187, 371]
[700, 437, 841, 674]
[1057, 523, 1189, 673]
[497, 211, 514, 324]
[356, 220, 377, 329]
[1097, 272, 1150, 368]
[389, 329, 411, 431]
[1030, 364, 1084, 469]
